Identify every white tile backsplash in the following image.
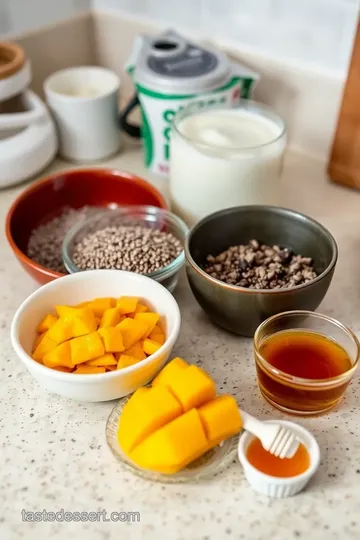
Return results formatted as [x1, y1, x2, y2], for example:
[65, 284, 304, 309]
[1, 0, 358, 74]
[0, 0, 91, 38]
[92, 0, 359, 75]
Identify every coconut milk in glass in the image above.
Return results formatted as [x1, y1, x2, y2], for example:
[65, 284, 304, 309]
[170, 101, 286, 226]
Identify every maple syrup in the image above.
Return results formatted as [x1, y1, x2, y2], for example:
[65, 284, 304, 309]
[256, 330, 354, 415]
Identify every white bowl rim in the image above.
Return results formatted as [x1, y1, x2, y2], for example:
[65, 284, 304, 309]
[238, 419, 321, 484]
[11, 269, 181, 382]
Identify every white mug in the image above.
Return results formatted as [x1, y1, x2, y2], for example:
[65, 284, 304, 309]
[44, 66, 122, 162]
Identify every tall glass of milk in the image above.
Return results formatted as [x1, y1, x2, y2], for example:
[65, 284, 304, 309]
[170, 101, 286, 226]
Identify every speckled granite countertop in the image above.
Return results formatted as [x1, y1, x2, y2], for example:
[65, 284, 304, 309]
[1, 146, 360, 540]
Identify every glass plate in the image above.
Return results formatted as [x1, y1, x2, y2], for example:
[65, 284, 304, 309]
[106, 396, 239, 483]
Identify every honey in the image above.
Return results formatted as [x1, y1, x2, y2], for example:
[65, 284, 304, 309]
[246, 437, 310, 478]
[256, 330, 353, 415]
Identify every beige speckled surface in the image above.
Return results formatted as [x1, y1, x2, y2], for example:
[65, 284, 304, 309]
[1, 144, 360, 540]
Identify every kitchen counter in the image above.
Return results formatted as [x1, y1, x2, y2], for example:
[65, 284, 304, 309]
[1, 143, 360, 540]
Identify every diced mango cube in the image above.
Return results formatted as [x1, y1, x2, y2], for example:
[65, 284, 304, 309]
[71, 308, 98, 337]
[129, 409, 209, 474]
[98, 327, 125, 353]
[32, 333, 57, 361]
[37, 314, 58, 333]
[43, 342, 72, 369]
[74, 365, 106, 374]
[134, 312, 160, 337]
[116, 296, 138, 314]
[70, 332, 104, 365]
[149, 325, 165, 345]
[118, 386, 183, 453]
[117, 355, 140, 369]
[32, 331, 46, 352]
[46, 319, 73, 344]
[116, 317, 148, 349]
[86, 353, 116, 367]
[87, 298, 115, 317]
[99, 307, 122, 328]
[75, 301, 90, 309]
[152, 358, 188, 387]
[134, 303, 148, 314]
[143, 338, 161, 356]
[55, 305, 78, 319]
[122, 342, 146, 361]
[198, 395, 242, 444]
[167, 365, 216, 412]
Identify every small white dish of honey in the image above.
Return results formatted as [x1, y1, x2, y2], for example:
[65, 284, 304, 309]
[238, 420, 320, 498]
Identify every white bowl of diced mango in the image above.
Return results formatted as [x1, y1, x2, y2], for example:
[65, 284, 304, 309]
[11, 270, 181, 402]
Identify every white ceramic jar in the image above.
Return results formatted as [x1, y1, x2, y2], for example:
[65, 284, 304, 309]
[170, 101, 286, 226]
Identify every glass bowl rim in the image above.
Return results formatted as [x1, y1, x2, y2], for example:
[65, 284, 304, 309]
[62, 205, 189, 279]
[253, 310, 360, 386]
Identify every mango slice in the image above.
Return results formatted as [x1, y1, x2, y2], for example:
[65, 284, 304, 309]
[152, 357, 188, 387]
[134, 303, 148, 314]
[74, 365, 106, 374]
[129, 409, 209, 474]
[117, 317, 148, 349]
[167, 365, 216, 412]
[117, 358, 242, 474]
[98, 327, 125, 353]
[134, 312, 160, 338]
[99, 308, 122, 328]
[119, 386, 182, 454]
[149, 325, 165, 345]
[142, 338, 161, 356]
[37, 314, 58, 333]
[87, 298, 115, 317]
[198, 395, 242, 444]
[46, 319, 73, 344]
[32, 333, 57, 361]
[117, 355, 140, 369]
[70, 332, 104, 365]
[86, 353, 116, 367]
[43, 342, 72, 368]
[116, 296, 138, 314]
[122, 342, 146, 361]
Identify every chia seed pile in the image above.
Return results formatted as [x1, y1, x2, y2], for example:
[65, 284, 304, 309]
[71, 225, 182, 274]
[27, 206, 99, 273]
[204, 239, 317, 289]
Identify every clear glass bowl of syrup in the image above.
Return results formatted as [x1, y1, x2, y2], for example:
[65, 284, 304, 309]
[254, 310, 359, 416]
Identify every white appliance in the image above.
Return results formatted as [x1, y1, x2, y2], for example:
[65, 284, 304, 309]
[0, 44, 57, 188]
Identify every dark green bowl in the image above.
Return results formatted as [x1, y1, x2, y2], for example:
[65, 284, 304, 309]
[185, 206, 338, 337]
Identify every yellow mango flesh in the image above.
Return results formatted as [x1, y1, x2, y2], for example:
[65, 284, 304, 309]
[152, 357, 188, 387]
[43, 342, 72, 368]
[142, 338, 161, 356]
[134, 312, 160, 337]
[99, 308, 122, 328]
[116, 296, 138, 314]
[118, 386, 182, 454]
[123, 342, 146, 361]
[32, 333, 57, 361]
[129, 409, 209, 474]
[74, 365, 106, 374]
[116, 317, 148, 349]
[167, 365, 216, 412]
[70, 331, 105, 365]
[37, 314, 58, 333]
[118, 358, 242, 474]
[86, 353, 116, 367]
[98, 327, 125, 353]
[198, 395, 242, 443]
[117, 354, 139, 369]
[87, 297, 115, 317]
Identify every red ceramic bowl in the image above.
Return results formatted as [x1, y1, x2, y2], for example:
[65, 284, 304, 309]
[5, 168, 167, 284]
